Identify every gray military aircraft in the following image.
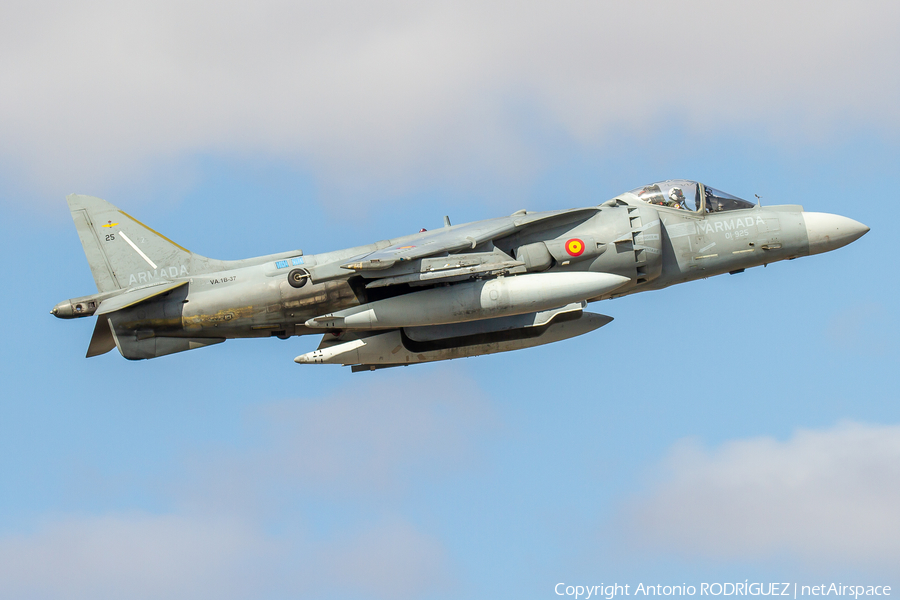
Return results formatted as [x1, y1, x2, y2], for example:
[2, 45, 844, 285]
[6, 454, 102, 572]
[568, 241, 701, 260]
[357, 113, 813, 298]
[53, 180, 868, 371]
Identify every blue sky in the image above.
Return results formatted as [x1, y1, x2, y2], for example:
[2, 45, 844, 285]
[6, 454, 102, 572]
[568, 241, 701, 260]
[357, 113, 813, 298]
[1, 2, 899, 598]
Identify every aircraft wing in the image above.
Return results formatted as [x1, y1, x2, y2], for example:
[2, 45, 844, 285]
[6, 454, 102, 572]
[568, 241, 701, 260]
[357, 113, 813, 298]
[342, 208, 599, 272]
[341, 217, 516, 270]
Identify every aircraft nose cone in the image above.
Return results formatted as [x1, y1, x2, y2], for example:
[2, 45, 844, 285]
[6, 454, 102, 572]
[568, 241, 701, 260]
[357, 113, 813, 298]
[803, 212, 869, 256]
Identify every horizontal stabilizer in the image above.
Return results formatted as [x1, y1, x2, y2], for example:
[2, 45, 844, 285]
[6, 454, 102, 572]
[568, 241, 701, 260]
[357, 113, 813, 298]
[96, 281, 188, 316]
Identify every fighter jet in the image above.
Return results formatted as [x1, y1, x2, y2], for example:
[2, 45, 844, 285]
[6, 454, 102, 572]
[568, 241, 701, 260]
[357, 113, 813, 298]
[52, 180, 868, 371]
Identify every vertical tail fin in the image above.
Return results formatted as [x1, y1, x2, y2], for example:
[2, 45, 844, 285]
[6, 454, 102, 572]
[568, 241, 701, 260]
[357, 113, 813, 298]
[67, 194, 220, 291]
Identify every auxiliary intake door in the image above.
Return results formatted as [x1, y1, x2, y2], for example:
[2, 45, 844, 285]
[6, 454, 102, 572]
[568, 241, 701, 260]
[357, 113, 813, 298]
[624, 205, 663, 284]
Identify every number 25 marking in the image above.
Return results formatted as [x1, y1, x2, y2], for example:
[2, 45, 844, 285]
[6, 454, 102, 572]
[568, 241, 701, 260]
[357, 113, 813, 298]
[105, 234, 115, 241]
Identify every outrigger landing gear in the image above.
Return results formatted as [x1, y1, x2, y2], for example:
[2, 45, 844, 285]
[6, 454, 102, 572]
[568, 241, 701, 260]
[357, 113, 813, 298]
[287, 268, 310, 288]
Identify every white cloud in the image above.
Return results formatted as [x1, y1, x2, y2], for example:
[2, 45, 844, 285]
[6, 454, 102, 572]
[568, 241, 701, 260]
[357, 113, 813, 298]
[0, 513, 271, 600]
[1, 1, 898, 203]
[309, 519, 452, 600]
[0, 513, 451, 600]
[0, 373, 489, 599]
[619, 422, 900, 568]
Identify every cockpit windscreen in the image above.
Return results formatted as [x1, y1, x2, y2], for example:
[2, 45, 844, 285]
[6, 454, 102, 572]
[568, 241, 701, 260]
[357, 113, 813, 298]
[704, 186, 756, 212]
[630, 180, 701, 212]
[630, 180, 756, 213]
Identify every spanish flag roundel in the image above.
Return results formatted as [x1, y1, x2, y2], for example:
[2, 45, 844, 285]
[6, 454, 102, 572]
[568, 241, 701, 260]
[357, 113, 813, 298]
[565, 238, 585, 257]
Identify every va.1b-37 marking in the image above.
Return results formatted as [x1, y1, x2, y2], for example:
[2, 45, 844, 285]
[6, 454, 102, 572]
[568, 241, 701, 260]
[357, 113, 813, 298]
[52, 180, 868, 372]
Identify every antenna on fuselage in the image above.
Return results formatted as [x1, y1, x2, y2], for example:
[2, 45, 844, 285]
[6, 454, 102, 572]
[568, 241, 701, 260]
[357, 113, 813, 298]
[755, 194, 762, 207]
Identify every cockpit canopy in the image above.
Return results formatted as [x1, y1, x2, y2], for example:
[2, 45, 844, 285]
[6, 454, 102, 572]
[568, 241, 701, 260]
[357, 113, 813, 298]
[629, 180, 756, 213]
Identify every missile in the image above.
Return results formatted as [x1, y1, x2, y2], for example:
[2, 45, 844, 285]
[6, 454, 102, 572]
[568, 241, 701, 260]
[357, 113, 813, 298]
[305, 271, 629, 330]
[296, 304, 614, 368]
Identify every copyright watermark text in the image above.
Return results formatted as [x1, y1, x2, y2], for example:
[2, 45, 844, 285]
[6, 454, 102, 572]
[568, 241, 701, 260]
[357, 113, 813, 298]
[554, 583, 891, 600]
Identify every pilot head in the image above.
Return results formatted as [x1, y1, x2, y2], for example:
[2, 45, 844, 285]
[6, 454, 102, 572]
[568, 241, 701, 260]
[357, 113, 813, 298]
[669, 187, 685, 205]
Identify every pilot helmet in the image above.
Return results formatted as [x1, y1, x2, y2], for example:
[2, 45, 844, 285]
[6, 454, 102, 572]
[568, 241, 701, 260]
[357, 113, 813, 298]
[669, 187, 685, 203]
